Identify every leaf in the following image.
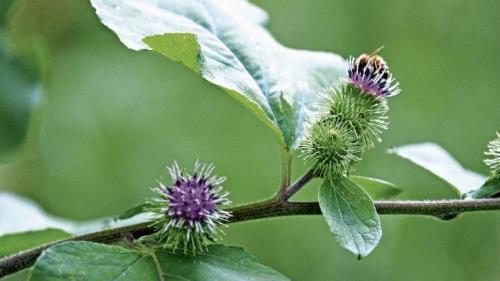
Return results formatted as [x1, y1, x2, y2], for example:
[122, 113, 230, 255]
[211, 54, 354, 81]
[464, 175, 500, 199]
[0, 192, 152, 236]
[0, 269, 29, 281]
[350, 175, 401, 199]
[0, 193, 79, 236]
[90, 0, 346, 150]
[318, 177, 382, 258]
[0, 39, 42, 160]
[29, 241, 290, 281]
[116, 203, 148, 220]
[0, 228, 70, 258]
[389, 143, 486, 196]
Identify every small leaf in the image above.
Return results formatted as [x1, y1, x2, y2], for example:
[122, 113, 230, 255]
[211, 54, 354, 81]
[116, 203, 147, 220]
[90, 0, 346, 151]
[464, 175, 500, 199]
[319, 177, 382, 258]
[29, 241, 290, 281]
[350, 175, 401, 199]
[0, 228, 70, 258]
[389, 143, 486, 196]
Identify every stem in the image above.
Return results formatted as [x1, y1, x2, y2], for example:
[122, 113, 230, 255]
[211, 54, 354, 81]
[284, 169, 316, 199]
[2, 198, 500, 277]
[151, 251, 165, 281]
[276, 148, 292, 201]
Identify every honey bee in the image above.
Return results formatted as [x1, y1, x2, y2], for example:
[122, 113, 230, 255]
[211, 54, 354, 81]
[354, 46, 389, 80]
[347, 46, 400, 97]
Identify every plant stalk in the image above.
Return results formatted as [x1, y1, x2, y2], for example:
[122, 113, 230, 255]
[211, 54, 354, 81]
[2, 197, 500, 277]
[276, 148, 292, 201]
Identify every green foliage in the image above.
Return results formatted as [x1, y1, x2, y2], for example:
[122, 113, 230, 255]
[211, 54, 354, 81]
[0, 0, 498, 280]
[318, 176, 382, 257]
[0, 0, 497, 279]
[0, 228, 70, 258]
[90, 0, 346, 151]
[29, 242, 290, 281]
[389, 143, 486, 197]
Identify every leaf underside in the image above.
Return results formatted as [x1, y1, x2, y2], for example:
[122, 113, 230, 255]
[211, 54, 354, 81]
[0, 192, 153, 237]
[90, 0, 347, 150]
[319, 177, 382, 258]
[29, 241, 290, 281]
[389, 143, 486, 196]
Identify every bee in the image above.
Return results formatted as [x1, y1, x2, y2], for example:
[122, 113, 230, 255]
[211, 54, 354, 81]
[347, 46, 400, 97]
[353, 46, 389, 80]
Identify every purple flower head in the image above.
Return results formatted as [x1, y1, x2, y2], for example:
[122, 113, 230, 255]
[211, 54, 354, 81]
[148, 161, 231, 252]
[347, 54, 400, 98]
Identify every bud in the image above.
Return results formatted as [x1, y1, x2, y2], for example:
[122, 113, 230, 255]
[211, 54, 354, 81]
[485, 132, 500, 175]
[301, 117, 361, 177]
[326, 53, 399, 149]
[147, 162, 231, 253]
[325, 83, 389, 149]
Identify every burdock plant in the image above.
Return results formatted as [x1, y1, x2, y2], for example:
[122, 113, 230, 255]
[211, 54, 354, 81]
[2, 1, 500, 279]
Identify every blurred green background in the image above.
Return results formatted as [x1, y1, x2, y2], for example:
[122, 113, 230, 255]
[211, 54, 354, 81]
[1, 0, 500, 280]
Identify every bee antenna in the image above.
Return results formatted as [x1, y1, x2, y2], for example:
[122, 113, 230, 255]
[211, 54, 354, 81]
[370, 45, 385, 56]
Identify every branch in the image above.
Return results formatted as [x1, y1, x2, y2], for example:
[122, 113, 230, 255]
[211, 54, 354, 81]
[1, 198, 500, 277]
[283, 169, 316, 199]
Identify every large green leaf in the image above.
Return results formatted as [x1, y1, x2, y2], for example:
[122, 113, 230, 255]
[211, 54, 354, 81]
[0, 38, 41, 160]
[29, 241, 290, 281]
[318, 177, 382, 258]
[90, 0, 346, 150]
[0, 228, 70, 258]
[389, 143, 486, 196]
[350, 175, 401, 199]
